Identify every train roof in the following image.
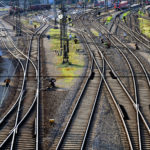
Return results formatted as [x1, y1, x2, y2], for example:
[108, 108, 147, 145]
[145, 5, 150, 10]
[131, 3, 140, 8]
[120, 1, 128, 4]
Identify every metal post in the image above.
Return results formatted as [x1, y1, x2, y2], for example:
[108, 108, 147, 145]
[53, 0, 57, 28]
[24, 0, 27, 11]
[15, 0, 22, 36]
[60, 18, 63, 56]
[61, 3, 69, 63]
[105, 0, 108, 11]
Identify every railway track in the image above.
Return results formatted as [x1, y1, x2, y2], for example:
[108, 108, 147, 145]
[118, 16, 150, 49]
[52, 12, 131, 150]
[46, 12, 104, 150]
[51, 14, 103, 149]
[0, 17, 50, 149]
[55, 34, 104, 149]
[107, 16, 150, 129]
[86, 13, 150, 149]
[3, 15, 34, 35]
[77, 16, 133, 149]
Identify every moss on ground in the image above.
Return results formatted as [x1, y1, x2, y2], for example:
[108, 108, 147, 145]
[0, 8, 9, 11]
[122, 11, 130, 19]
[91, 28, 99, 36]
[32, 21, 40, 28]
[105, 15, 113, 24]
[138, 10, 145, 16]
[49, 28, 84, 83]
[21, 18, 40, 28]
[138, 18, 150, 38]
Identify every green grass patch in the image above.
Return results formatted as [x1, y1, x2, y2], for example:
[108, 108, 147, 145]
[32, 21, 40, 28]
[21, 19, 28, 25]
[0, 8, 9, 11]
[21, 18, 40, 28]
[90, 28, 99, 36]
[122, 11, 130, 18]
[138, 10, 145, 16]
[138, 18, 150, 38]
[49, 28, 84, 84]
[105, 15, 113, 24]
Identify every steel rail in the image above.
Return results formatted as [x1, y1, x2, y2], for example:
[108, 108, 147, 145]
[0, 37, 25, 123]
[92, 19, 150, 147]
[122, 11, 150, 43]
[94, 9, 150, 47]
[61, 12, 133, 149]
[70, 12, 133, 149]
[99, 14, 150, 127]
[79, 10, 150, 135]
[94, 10, 150, 133]
[2, 14, 34, 35]
[10, 31, 37, 150]
[91, 21, 142, 149]
[118, 22, 150, 49]
[0, 24, 44, 148]
[56, 12, 98, 150]
[95, 21, 150, 134]
[0, 94, 37, 148]
[77, 16, 134, 149]
[0, 27, 38, 126]
[77, 28, 133, 149]
[56, 54, 94, 149]
[10, 23, 46, 150]
[36, 23, 50, 150]
[0, 20, 47, 149]
[80, 35, 104, 150]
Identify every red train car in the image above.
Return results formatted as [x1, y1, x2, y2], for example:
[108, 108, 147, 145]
[29, 4, 51, 11]
[94, 1, 104, 7]
[114, 1, 129, 10]
[9, 6, 23, 15]
[145, 0, 150, 4]
[9, 4, 51, 15]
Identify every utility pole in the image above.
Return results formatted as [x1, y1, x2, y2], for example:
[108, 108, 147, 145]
[105, 0, 108, 11]
[59, 3, 69, 63]
[24, 0, 27, 11]
[53, 0, 57, 28]
[15, 0, 22, 36]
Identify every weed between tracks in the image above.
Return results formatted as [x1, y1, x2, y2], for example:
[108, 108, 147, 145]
[106, 15, 113, 24]
[48, 28, 84, 84]
[90, 28, 99, 37]
[0, 8, 9, 11]
[138, 18, 150, 38]
[122, 11, 130, 21]
[21, 18, 40, 28]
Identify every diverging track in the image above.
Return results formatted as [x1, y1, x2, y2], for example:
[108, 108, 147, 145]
[87, 13, 150, 149]
[0, 19, 50, 150]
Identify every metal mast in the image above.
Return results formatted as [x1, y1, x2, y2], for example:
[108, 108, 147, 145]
[60, 3, 69, 63]
[15, 0, 22, 36]
[105, 0, 108, 11]
[53, 0, 57, 28]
